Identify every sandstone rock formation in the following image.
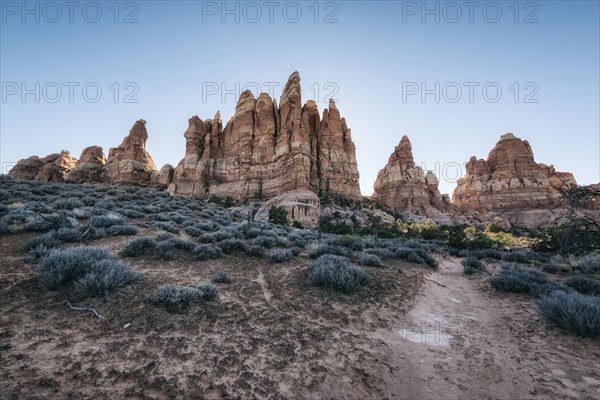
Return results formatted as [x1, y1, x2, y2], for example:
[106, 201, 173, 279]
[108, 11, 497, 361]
[453, 133, 576, 211]
[453, 133, 579, 229]
[64, 146, 108, 183]
[8, 150, 77, 182]
[105, 119, 159, 185]
[254, 190, 321, 229]
[372, 136, 452, 224]
[167, 72, 361, 201]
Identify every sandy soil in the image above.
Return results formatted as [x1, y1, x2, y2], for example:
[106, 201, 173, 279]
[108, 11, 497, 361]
[1, 233, 599, 399]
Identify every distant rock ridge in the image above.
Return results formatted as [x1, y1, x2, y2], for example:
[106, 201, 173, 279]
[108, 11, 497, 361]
[372, 135, 453, 224]
[6, 73, 596, 229]
[166, 71, 361, 201]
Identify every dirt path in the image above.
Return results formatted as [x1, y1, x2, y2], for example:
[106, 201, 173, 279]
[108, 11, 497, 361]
[383, 258, 600, 400]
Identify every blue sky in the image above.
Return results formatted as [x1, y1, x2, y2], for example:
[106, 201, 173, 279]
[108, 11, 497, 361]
[1, 0, 599, 195]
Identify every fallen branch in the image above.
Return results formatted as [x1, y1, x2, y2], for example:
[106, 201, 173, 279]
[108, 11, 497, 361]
[65, 299, 103, 319]
[424, 278, 446, 288]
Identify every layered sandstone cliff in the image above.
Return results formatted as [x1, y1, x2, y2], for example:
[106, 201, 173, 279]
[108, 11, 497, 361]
[452, 133, 580, 229]
[166, 72, 361, 200]
[372, 136, 452, 223]
[453, 133, 576, 211]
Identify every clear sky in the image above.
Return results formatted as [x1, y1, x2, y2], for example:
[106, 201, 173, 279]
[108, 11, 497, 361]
[1, 0, 599, 196]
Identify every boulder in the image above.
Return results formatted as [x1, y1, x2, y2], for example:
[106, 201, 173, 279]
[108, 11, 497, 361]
[254, 190, 320, 228]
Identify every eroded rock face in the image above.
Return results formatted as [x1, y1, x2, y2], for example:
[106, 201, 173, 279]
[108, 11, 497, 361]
[453, 133, 577, 212]
[64, 146, 108, 183]
[105, 119, 159, 185]
[254, 190, 321, 229]
[372, 136, 450, 223]
[8, 150, 77, 182]
[168, 71, 361, 201]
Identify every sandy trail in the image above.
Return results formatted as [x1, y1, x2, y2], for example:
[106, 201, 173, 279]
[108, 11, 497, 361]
[383, 258, 600, 400]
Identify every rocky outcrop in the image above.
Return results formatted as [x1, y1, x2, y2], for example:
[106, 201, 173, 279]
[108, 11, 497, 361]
[372, 136, 452, 224]
[453, 133, 576, 211]
[105, 119, 159, 185]
[452, 133, 579, 229]
[254, 190, 321, 229]
[64, 146, 108, 183]
[8, 150, 77, 182]
[167, 71, 361, 201]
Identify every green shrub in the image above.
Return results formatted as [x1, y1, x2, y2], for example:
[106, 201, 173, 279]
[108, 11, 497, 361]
[570, 252, 600, 274]
[308, 244, 350, 259]
[192, 245, 223, 261]
[246, 244, 266, 258]
[268, 205, 288, 226]
[462, 257, 487, 275]
[213, 271, 232, 284]
[565, 276, 600, 296]
[270, 248, 294, 263]
[37, 246, 143, 299]
[219, 239, 247, 254]
[198, 282, 220, 301]
[150, 285, 200, 312]
[122, 237, 157, 257]
[308, 255, 371, 294]
[537, 291, 600, 338]
[71, 259, 144, 300]
[489, 264, 568, 297]
[359, 253, 383, 267]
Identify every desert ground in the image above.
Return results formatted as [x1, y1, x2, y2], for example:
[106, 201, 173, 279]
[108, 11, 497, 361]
[0, 181, 599, 399]
[2, 234, 599, 399]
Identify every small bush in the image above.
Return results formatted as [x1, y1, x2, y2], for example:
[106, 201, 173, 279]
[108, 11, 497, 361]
[71, 259, 144, 300]
[37, 246, 143, 298]
[246, 244, 266, 258]
[192, 245, 223, 261]
[23, 232, 59, 252]
[270, 248, 294, 263]
[502, 249, 536, 264]
[462, 257, 487, 275]
[107, 225, 139, 236]
[219, 239, 247, 254]
[537, 291, 600, 338]
[268, 205, 288, 226]
[471, 249, 503, 260]
[542, 263, 561, 274]
[90, 214, 126, 228]
[308, 244, 350, 259]
[122, 237, 157, 257]
[489, 264, 568, 297]
[565, 276, 600, 296]
[151, 285, 200, 312]
[55, 228, 82, 243]
[335, 235, 364, 251]
[308, 255, 371, 294]
[570, 252, 600, 274]
[254, 235, 287, 249]
[213, 271, 232, 284]
[359, 253, 383, 268]
[54, 198, 85, 210]
[198, 282, 220, 301]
